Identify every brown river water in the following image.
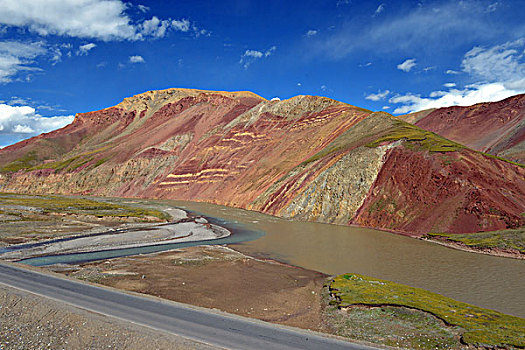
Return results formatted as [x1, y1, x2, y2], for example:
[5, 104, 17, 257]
[167, 200, 525, 318]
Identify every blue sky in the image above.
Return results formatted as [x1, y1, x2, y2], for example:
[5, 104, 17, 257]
[0, 0, 524, 147]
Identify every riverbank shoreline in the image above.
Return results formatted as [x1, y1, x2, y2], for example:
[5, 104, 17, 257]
[0, 207, 231, 262]
[421, 236, 524, 260]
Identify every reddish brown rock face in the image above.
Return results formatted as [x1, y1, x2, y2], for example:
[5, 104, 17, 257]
[0, 88, 524, 236]
[407, 94, 525, 163]
[353, 147, 525, 235]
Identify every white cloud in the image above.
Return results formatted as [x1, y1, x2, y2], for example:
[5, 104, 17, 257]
[445, 69, 460, 74]
[129, 55, 145, 63]
[461, 39, 525, 85]
[244, 50, 263, 59]
[12, 124, 34, 133]
[390, 39, 525, 114]
[306, 30, 318, 36]
[366, 89, 390, 101]
[141, 16, 170, 38]
[0, 103, 73, 137]
[239, 46, 276, 69]
[382, 106, 390, 110]
[171, 19, 190, 32]
[486, 2, 499, 12]
[297, 82, 302, 86]
[76, 43, 96, 56]
[0, 0, 136, 40]
[270, 97, 281, 101]
[373, 3, 385, 16]
[390, 83, 522, 114]
[0, 0, 207, 41]
[321, 85, 327, 91]
[397, 58, 416, 72]
[137, 5, 149, 13]
[0, 41, 46, 83]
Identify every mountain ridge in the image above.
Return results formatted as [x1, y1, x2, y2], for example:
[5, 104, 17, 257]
[1, 89, 524, 239]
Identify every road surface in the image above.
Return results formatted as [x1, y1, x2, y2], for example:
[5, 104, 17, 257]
[0, 263, 378, 350]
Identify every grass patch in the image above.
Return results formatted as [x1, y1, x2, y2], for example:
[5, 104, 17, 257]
[366, 120, 464, 153]
[427, 229, 525, 253]
[92, 157, 107, 168]
[478, 151, 525, 168]
[329, 274, 525, 348]
[30, 155, 90, 172]
[0, 193, 170, 222]
[0, 151, 38, 173]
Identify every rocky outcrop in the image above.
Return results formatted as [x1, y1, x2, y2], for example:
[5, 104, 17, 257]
[1, 88, 524, 236]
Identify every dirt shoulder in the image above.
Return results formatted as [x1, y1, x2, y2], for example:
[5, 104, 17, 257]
[53, 245, 329, 332]
[0, 283, 219, 350]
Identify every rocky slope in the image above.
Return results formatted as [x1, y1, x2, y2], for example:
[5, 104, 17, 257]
[400, 94, 525, 164]
[0, 88, 524, 236]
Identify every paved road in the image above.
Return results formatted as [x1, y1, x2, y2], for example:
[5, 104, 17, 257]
[0, 263, 378, 350]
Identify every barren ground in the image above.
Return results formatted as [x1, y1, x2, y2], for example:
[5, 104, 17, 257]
[0, 283, 219, 350]
[54, 245, 329, 332]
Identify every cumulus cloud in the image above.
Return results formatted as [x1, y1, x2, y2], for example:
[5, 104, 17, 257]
[366, 89, 390, 101]
[0, 103, 73, 140]
[0, 41, 46, 83]
[0, 0, 136, 40]
[390, 83, 522, 114]
[397, 58, 416, 72]
[390, 39, 525, 114]
[129, 55, 145, 63]
[76, 43, 96, 56]
[239, 46, 276, 69]
[0, 0, 207, 41]
[140, 16, 170, 38]
[171, 19, 190, 32]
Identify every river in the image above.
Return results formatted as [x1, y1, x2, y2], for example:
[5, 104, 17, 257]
[167, 200, 525, 318]
[17, 197, 525, 318]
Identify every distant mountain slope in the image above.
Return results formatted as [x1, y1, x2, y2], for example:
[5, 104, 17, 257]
[400, 94, 525, 164]
[0, 89, 524, 236]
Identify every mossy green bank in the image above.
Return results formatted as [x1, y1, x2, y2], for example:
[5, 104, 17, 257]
[329, 273, 525, 348]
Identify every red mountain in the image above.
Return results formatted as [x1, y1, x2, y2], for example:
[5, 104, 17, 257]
[400, 94, 525, 164]
[1, 88, 524, 237]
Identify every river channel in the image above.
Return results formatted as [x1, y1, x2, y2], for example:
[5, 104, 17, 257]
[16, 197, 525, 318]
[167, 200, 525, 318]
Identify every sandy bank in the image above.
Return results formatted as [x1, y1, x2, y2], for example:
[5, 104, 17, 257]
[0, 208, 230, 261]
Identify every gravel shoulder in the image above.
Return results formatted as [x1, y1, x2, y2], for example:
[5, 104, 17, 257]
[0, 283, 220, 350]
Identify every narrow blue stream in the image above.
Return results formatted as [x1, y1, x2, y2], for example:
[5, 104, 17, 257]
[17, 210, 264, 266]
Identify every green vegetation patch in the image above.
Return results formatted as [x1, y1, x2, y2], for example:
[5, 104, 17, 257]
[0, 193, 170, 221]
[0, 151, 38, 173]
[329, 274, 525, 348]
[30, 155, 91, 172]
[478, 151, 525, 168]
[427, 228, 525, 253]
[366, 120, 464, 153]
[324, 304, 462, 349]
